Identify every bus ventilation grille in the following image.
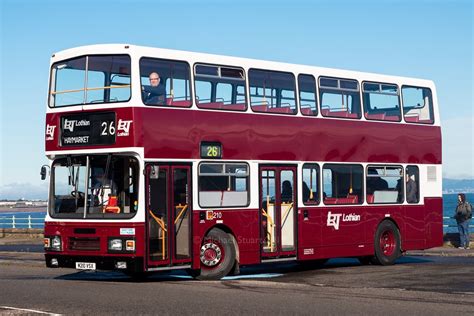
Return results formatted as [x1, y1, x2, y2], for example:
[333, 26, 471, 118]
[69, 237, 101, 251]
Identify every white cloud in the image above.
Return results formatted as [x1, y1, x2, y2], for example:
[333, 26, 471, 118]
[0, 182, 48, 200]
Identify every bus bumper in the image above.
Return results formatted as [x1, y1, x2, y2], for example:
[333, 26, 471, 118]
[44, 254, 144, 274]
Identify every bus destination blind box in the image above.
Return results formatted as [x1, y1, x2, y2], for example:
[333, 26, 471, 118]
[200, 142, 222, 159]
[60, 112, 116, 147]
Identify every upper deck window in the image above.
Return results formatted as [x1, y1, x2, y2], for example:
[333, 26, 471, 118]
[49, 55, 131, 107]
[363, 82, 401, 122]
[298, 74, 318, 116]
[402, 86, 434, 124]
[249, 69, 297, 115]
[140, 58, 192, 107]
[319, 77, 361, 119]
[194, 64, 247, 111]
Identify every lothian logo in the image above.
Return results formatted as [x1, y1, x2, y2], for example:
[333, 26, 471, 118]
[117, 119, 132, 137]
[327, 211, 361, 230]
[46, 124, 56, 141]
[63, 119, 90, 132]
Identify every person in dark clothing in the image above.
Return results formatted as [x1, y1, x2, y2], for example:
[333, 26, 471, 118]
[406, 173, 418, 203]
[454, 193, 472, 249]
[143, 72, 166, 105]
[281, 180, 293, 203]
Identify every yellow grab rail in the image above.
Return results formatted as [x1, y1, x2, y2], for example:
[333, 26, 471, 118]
[174, 204, 188, 225]
[280, 202, 294, 228]
[261, 203, 275, 252]
[148, 209, 167, 260]
[51, 84, 131, 95]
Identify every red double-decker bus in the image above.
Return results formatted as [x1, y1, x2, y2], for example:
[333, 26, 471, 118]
[42, 44, 442, 279]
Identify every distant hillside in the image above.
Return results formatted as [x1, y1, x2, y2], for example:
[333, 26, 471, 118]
[443, 178, 474, 193]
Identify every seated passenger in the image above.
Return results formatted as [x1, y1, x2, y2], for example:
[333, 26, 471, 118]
[142, 72, 166, 105]
[281, 180, 293, 203]
[366, 169, 389, 194]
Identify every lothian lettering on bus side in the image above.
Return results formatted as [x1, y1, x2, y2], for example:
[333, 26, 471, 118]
[327, 211, 361, 230]
[62, 136, 90, 144]
[63, 119, 90, 132]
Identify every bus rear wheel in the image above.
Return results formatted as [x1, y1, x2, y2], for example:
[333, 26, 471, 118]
[373, 220, 401, 266]
[194, 228, 236, 280]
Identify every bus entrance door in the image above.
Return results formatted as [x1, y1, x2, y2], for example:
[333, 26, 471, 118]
[260, 166, 297, 259]
[146, 164, 192, 268]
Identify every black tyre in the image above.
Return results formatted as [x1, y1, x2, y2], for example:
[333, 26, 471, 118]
[372, 220, 401, 266]
[195, 228, 237, 280]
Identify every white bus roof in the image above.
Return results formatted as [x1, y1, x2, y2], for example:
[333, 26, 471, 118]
[51, 44, 436, 88]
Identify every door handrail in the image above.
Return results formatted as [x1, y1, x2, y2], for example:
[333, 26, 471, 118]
[281, 202, 294, 228]
[261, 207, 275, 251]
[148, 209, 167, 260]
[174, 204, 188, 225]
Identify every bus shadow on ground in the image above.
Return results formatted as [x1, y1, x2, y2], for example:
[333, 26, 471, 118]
[55, 256, 433, 283]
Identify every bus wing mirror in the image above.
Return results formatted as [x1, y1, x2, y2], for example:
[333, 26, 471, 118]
[40, 165, 50, 180]
[149, 166, 159, 179]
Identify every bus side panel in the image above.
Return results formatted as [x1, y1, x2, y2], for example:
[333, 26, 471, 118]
[138, 108, 441, 165]
[424, 197, 443, 249]
[403, 205, 426, 250]
[297, 207, 324, 260]
[192, 209, 260, 269]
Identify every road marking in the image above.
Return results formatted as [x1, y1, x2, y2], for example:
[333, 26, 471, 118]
[222, 273, 283, 280]
[0, 306, 61, 315]
[164, 273, 283, 280]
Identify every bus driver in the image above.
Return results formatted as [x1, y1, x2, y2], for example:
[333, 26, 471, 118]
[143, 72, 166, 105]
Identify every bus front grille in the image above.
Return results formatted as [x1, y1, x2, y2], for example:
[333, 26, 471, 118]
[69, 237, 101, 251]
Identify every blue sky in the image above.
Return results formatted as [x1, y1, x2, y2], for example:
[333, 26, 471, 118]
[0, 0, 472, 199]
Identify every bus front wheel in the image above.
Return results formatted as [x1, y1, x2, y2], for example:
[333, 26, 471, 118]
[373, 220, 401, 265]
[194, 228, 237, 280]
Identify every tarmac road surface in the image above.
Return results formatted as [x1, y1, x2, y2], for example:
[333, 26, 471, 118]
[0, 251, 473, 315]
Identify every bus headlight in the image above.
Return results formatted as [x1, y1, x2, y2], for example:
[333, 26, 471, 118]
[51, 236, 62, 251]
[109, 239, 123, 251]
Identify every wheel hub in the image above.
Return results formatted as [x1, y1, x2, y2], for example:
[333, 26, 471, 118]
[200, 242, 222, 267]
[380, 230, 395, 256]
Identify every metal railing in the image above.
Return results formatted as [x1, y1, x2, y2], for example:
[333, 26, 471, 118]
[443, 216, 474, 228]
[0, 215, 45, 229]
[0, 214, 471, 230]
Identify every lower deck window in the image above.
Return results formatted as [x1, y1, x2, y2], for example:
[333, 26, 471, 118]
[198, 162, 249, 207]
[323, 164, 363, 205]
[366, 166, 403, 204]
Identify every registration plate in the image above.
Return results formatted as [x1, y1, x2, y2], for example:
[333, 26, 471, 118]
[75, 262, 96, 270]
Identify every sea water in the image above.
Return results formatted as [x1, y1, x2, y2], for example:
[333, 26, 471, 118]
[1, 193, 472, 231]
